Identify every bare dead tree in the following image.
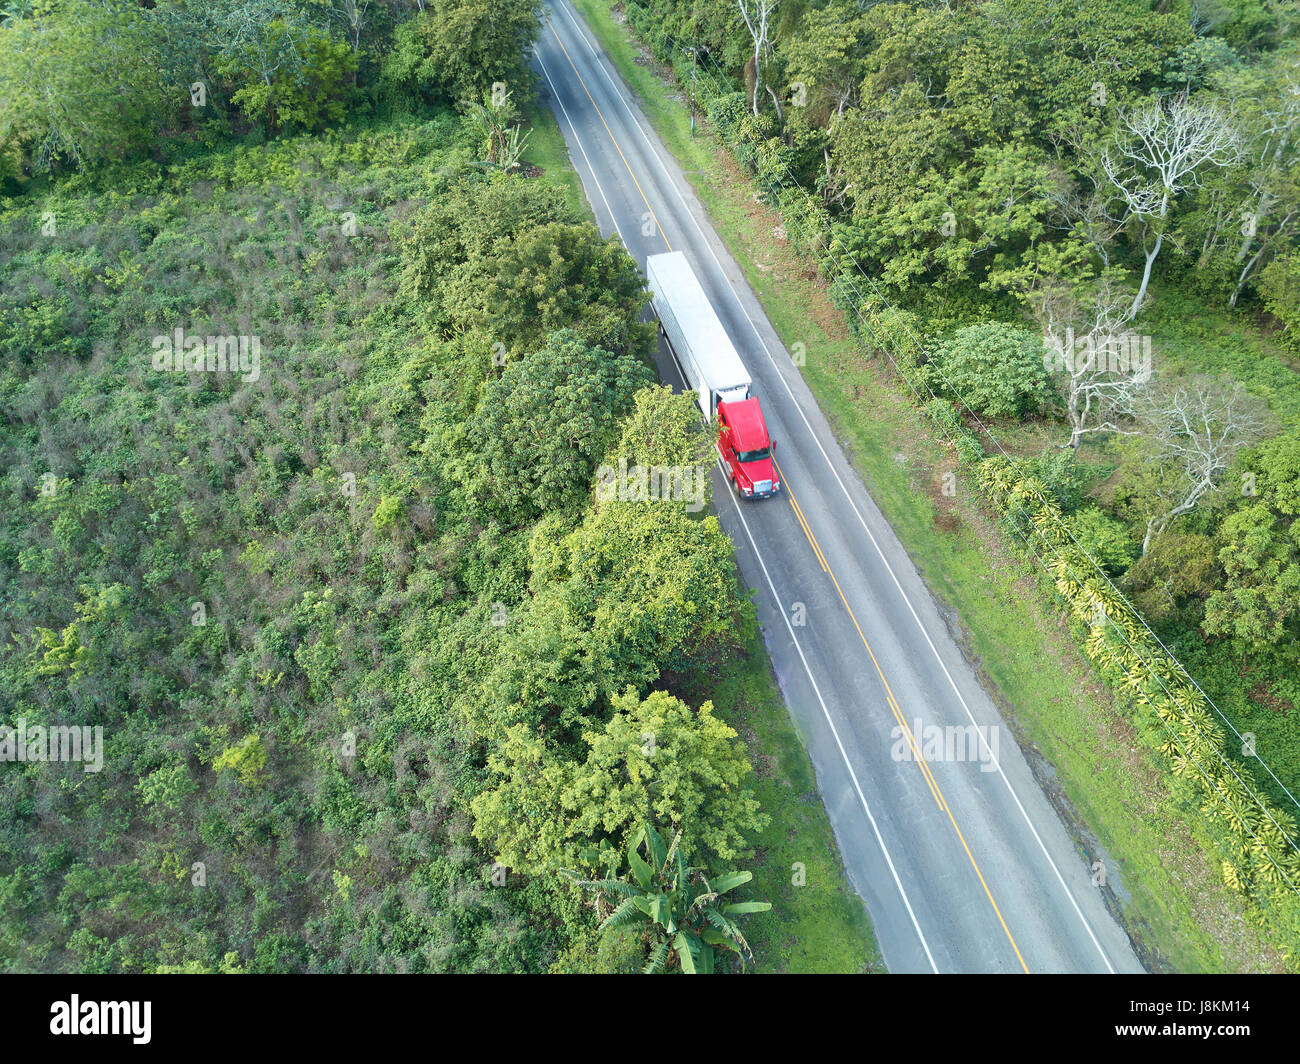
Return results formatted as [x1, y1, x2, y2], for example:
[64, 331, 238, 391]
[1032, 272, 1149, 452]
[1228, 59, 1300, 305]
[737, 0, 778, 118]
[332, 0, 371, 53]
[1047, 167, 1127, 267]
[1231, 179, 1295, 307]
[1099, 95, 1243, 319]
[1123, 376, 1272, 554]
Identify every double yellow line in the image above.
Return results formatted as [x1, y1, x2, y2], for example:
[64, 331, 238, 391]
[545, 12, 1028, 973]
[546, 21, 672, 250]
[787, 488, 828, 573]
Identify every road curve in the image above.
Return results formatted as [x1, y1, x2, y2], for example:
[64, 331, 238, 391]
[534, 0, 1145, 974]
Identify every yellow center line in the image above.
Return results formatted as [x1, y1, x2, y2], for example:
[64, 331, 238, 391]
[777, 461, 1031, 974]
[546, 20, 673, 251]
[787, 491, 828, 572]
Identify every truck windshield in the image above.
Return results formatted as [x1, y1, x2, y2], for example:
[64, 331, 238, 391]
[737, 448, 770, 463]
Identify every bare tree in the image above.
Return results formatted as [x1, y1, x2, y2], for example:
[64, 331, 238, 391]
[1047, 167, 1127, 267]
[331, 0, 371, 53]
[1230, 179, 1295, 307]
[1228, 59, 1300, 305]
[1099, 95, 1243, 319]
[1123, 376, 1272, 554]
[1032, 272, 1149, 452]
[737, 0, 778, 118]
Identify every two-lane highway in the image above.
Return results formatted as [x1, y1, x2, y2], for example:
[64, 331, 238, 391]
[535, 0, 1144, 973]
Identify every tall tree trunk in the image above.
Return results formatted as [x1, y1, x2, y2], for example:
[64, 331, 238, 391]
[1131, 230, 1164, 319]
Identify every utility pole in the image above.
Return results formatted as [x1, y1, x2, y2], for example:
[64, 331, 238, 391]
[685, 47, 698, 135]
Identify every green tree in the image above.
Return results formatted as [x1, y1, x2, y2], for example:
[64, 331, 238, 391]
[924, 322, 1052, 419]
[780, 3, 872, 122]
[1258, 249, 1300, 351]
[463, 329, 650, 523]
[464, 221, 655, 359]
[1122, 531, 1219, 627]
[399, 174, 569, 317]
[564, 688, 765, 864]
[381, 0, 541, 104]
[1068, 506, 1139, 577]
[0, 0, 181, 172]
[1203, 431, 1300, 658]
[471, 689, 765, 873]
[604, 384, 712, 472]
[559, 498, 752, 686]
[562, 820, 771, 974]
[214, 18, 357, 131]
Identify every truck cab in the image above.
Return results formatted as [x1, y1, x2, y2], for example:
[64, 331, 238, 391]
[717, 398, 779, 499]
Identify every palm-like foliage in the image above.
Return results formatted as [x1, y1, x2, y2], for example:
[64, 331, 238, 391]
[562, 821, 771, 974]
[465, 87, 530, 172]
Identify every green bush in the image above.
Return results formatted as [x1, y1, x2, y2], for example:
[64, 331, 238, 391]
[381, 0, 541, 104]
[1069, 506, 1139, 577]
[216, 21, 357, 132]
[1259, 249, 1300, 352]
[1027, 450, 1095, 514]
[923, 322, 1051, 420]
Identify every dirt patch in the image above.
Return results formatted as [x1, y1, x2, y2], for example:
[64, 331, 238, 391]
[1249, 680, 1294, 716]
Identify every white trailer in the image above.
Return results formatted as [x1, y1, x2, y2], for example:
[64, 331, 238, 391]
[647, 251, 751, 418]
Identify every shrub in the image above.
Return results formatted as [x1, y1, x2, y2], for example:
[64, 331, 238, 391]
[216, 21, 357, 132]
[381, 0, 540, 105]
[1258, 249, 1300, 352]
[1069, 506, 1139, 576]
[1027, 450, 1094, 514]
[923, 322, 1052, 419]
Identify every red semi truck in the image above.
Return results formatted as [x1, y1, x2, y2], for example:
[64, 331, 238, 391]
[647, 251, 779, 500]
[716, 397, 779, 499]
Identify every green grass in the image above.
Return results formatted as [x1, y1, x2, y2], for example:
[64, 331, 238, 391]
[572, 0, 1285, 972]
[706, 637, 883, 973]
[523, 100, 590, 221]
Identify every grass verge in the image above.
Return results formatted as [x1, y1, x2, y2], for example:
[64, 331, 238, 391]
[704, 636, 883, 973]
[523, 99, 590, 219]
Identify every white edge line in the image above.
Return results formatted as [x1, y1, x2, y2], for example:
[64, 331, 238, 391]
[534, 47, 624, 242]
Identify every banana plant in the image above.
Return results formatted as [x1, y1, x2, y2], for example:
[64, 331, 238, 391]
[563, 821, 770, 974]
[465, 87, 531, 172]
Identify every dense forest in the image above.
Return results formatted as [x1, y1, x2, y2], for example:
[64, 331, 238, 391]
[0, 0, 808, 974]
[616, 0, 1300, 807]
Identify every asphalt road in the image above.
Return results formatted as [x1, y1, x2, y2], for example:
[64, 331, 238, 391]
[534, 0, 1145, 974]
